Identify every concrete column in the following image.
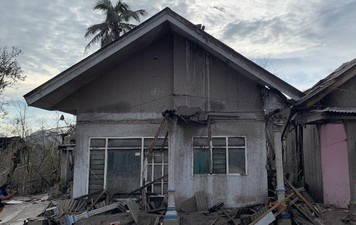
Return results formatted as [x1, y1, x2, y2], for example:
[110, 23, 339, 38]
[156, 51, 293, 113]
[164, 117, 180, 225]
[343, 121, 356, 224]
[273, 118, 285, 202]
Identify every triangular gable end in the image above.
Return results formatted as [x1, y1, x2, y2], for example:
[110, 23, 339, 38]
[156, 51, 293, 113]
[24, 7, 303, 113]
[295, 58, 356, 110]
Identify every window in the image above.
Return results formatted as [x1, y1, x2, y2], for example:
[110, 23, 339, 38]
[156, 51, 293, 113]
[193, 136, 246, 175]
[144, 138, 168, 195]
[88, 137, 168, 195]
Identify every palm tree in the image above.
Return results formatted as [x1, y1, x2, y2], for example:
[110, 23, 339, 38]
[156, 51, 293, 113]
[85, 0, 147, 51]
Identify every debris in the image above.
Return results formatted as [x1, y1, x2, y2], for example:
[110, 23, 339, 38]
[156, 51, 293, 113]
[208, 202, 223, 213]
[209, 217, 218, 225]
[195, 191, 208, 212]
[126, 201, 140, 224]
[284, 178, 320, 217]
[220, 207, 238, 225]
[254, 211, 275, 225]
[89, 188, 107, 210]
[180, 197, 197, 213]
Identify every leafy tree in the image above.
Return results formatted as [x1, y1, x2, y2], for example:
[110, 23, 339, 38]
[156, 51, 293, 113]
[85, 0, 147, 52]
[0, 46, 24, 94]
[0, 46, 25, 117]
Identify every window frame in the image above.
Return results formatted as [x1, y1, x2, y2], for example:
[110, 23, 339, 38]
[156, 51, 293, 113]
[88, 137, 168, 195]
[192, 136, 247, 176]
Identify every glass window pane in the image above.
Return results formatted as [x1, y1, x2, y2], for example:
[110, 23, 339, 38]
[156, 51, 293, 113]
[229, 148, 246, 174]
[193, 149, 210, 174]
[212, 137, 226, 147]
[163, 166, 168, 181]
[108, 138, 141, 147]
[154, 165, 162, 180]
[147, 154, 153, 163]
[147, 165, 152, 182]
[106, 149, 141, 193]
[154, 152, 162, 163]
[229, 137, 245, 146]
[144, 138, 168, 148]
[153, 183, 161, 194]
[163, 183, 168, 194]
[163, 149, 168, 163]
[213, 148, 226, 174]
[90, 138, 106, 147]
[193, 137, 209, 147]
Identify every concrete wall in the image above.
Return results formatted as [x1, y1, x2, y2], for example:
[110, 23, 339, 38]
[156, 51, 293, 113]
[73, 113, 163, 197]
[172, 119, 267, 208]
[320, 123, 350, 208]
[56, 35, 174, 113]
[172, 34, 262, 112]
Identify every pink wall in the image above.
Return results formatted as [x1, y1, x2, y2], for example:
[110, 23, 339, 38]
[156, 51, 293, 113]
[320, 123, 350, 208]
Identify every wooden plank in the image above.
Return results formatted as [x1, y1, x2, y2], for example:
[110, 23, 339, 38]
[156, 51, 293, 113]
[89, 189, 107, 210]
[284, 178, 320, 217]
[209, 218, 219, 225]
[290, 202, 316, 224]
[274, 197, 298, 217]
[126, 201, 140, 224]
[221, 207, 238, 225]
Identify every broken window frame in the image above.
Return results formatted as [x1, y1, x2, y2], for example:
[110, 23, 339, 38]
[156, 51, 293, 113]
[193, 136, 247, 175]
[88, 137, 168, 195]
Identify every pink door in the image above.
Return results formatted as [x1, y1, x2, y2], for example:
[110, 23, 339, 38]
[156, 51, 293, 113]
[321, 123, 350, 208]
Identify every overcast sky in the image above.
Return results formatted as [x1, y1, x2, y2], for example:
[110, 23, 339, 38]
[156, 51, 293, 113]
[1, 0, 356, 134]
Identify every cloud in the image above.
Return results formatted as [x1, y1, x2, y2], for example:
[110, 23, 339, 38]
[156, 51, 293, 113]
[1, 0, 356, 131]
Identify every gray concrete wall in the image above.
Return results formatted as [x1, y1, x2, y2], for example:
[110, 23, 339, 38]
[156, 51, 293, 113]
[173, 119, 268, 208]
[73, 113, 163, 197]
[173, 34, 262, 112]
[56, 35, 174, 113]
[73, 113, 268, 207]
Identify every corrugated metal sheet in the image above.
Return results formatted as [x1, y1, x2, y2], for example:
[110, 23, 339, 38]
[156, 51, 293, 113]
[296, 58, 356, 109]
[304, 58, 356, 96]
[163, 106, 208, 124]
[313, 107, 356, 114]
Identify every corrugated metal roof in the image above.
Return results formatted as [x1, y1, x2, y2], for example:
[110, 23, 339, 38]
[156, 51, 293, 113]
[295, 58, 356, 109]
[163, 106, 208, 124]
[313, 107, 356, 114]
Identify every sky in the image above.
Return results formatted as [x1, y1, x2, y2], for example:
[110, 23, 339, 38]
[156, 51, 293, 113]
[1, 0, 356, 135]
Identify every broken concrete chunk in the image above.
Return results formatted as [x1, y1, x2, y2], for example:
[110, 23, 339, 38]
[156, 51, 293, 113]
[180, 197, 197, 213]
[195, 191, 209, 212]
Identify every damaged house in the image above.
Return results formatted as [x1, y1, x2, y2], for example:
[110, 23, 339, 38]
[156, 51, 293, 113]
[24, 7, 303, 220]
[285, 58, 356, 209]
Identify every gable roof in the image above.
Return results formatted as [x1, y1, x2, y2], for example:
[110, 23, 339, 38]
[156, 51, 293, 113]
[24, 7, 303, 113]
[294, 58, 356, 110]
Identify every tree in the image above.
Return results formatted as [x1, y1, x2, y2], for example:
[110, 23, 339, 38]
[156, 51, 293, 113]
[0, 46, 25, 117]
[0, 46, 24, 94]
[85, 0, 147, 52]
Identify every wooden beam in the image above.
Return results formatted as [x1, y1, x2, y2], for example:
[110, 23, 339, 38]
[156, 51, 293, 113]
[284, 178, 320, 217]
